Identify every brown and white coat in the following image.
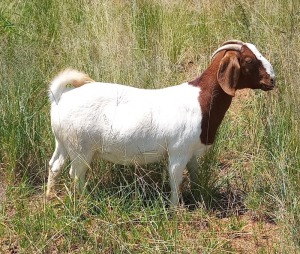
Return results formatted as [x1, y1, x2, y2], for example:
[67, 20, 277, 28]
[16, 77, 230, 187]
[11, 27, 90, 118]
[47, 40, 275, 206]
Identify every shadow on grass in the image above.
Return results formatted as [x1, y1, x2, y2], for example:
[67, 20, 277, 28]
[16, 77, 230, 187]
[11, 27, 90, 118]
[183, 186, 247, 218]
[85, 159, 249, 219]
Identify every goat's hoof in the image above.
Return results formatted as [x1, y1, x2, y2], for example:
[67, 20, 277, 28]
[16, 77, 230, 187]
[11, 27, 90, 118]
[46, 192, 57, 201]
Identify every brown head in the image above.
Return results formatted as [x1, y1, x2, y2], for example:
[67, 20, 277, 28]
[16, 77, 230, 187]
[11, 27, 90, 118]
[189, 40, 276, 145]
[211, 40, 275, 97]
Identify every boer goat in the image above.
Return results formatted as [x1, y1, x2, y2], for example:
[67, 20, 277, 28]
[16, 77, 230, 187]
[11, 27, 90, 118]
[46, 40, 275, 206]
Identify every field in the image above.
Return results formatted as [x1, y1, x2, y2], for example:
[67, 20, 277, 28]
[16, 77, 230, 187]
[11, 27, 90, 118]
[1, 0, 300, 253]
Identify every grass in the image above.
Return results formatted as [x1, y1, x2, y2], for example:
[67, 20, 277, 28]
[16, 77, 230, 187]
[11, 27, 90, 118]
[0, 0, 299, 252]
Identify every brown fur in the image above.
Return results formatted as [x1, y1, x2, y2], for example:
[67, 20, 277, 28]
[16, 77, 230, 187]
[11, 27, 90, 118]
[61, 68, 94, 88]
[189, 45, 274, 145]
[72, 75, 94, 87]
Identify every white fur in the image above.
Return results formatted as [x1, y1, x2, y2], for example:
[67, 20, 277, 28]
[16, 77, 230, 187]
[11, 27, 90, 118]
[245, 43, 275, 79]
[49, 69, 93, 104]
[47, 41, 275, 206]
[47, 70, 208, 205]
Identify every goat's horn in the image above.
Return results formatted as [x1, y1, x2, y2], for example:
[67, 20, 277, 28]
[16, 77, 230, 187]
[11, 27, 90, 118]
[222, 40, 245, 46]
[211, 44, 243, 60]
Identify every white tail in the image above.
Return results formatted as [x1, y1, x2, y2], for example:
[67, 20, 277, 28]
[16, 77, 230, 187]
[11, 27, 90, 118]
[49, 69, 94, 104]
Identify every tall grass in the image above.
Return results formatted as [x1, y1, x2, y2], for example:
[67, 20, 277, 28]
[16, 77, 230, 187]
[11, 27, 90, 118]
[0, 0, 299, 252]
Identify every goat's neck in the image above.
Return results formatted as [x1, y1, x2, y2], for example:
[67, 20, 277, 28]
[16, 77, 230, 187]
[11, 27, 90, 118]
[189, 65, 233, 145]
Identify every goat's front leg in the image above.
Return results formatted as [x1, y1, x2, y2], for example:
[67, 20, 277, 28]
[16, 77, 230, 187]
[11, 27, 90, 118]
[186, 155, 199, 185]
[168, 156, 189, 206]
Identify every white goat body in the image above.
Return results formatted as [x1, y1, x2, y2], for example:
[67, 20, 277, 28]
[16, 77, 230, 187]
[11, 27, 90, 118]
[50, 72, 206, 164]
[47, 41, 275, 206]
[48, 69, 207, 205]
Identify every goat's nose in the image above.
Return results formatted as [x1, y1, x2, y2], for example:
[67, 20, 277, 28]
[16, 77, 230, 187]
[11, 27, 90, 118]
[271, 77, 275, 86]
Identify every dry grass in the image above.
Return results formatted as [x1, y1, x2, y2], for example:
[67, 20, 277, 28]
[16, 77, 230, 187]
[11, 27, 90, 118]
[0, 0, 299, 253]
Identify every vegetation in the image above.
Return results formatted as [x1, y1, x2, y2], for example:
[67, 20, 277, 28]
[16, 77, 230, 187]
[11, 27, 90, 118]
[0, 0, 299, 252]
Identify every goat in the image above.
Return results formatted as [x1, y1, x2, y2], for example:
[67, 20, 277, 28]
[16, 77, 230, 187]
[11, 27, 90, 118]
[46, 40, 275, 206]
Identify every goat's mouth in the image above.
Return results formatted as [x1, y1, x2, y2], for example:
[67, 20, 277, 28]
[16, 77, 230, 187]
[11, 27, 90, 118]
[261, 83, 275, 91]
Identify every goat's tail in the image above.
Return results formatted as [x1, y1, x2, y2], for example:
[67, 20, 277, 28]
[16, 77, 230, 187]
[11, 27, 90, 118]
[49, 68, 94, 104]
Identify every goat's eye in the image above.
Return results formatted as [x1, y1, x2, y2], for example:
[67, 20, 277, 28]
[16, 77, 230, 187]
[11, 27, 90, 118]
[245, 57, 253, 64]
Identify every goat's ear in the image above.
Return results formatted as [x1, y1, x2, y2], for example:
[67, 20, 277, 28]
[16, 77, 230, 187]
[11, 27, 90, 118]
[217, 51, 240, 97]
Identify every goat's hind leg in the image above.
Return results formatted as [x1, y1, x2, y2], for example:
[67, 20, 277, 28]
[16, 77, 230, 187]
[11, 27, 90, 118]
[46, 140, 68, 199]
[69, 151, 93, 195]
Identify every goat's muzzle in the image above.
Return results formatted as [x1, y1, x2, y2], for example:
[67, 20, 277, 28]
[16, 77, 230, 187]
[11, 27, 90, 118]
[261, 78, 275, 91]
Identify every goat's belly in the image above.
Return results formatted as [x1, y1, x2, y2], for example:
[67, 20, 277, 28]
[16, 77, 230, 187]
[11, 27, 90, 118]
[100, 148, 165, 165]
[92, 129, 168, 165]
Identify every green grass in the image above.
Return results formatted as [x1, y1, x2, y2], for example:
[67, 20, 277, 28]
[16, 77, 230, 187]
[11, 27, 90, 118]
[1, 0, 299, 252]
